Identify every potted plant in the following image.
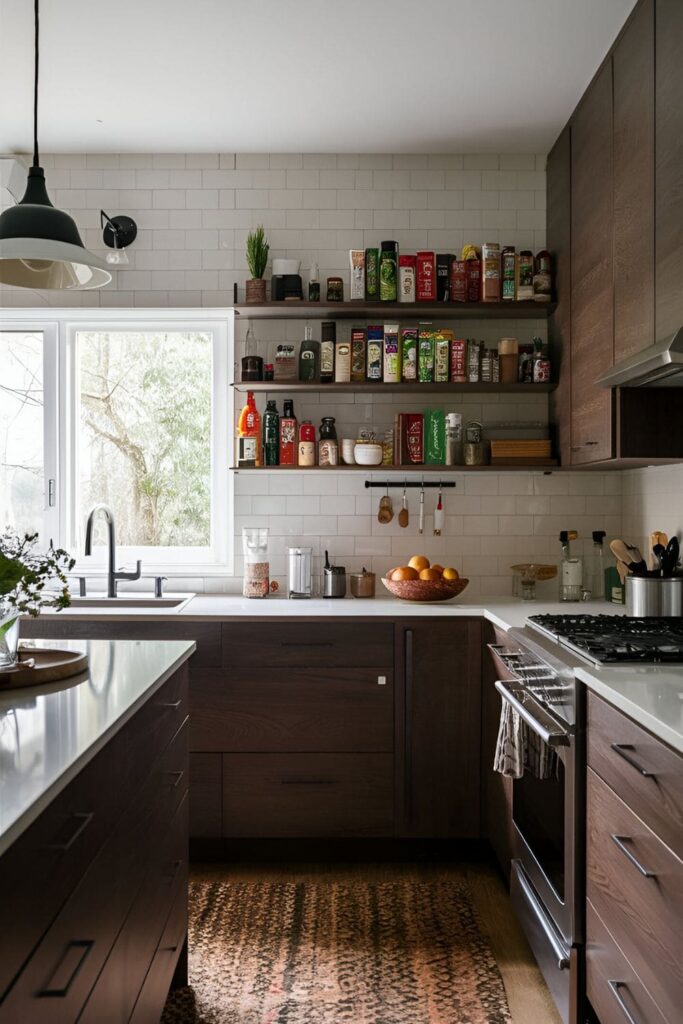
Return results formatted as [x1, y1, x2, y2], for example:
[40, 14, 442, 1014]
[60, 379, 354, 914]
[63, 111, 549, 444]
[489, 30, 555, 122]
[0, 530, 74, 668]
[245, 224, 269, 303]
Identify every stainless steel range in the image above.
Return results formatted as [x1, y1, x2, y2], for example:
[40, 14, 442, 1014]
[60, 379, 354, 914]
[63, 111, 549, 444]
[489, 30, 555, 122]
[489, 629, 583, 1024]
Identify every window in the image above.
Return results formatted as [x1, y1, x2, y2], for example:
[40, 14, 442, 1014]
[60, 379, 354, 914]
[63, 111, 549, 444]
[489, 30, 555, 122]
[0, 312, 232, 573]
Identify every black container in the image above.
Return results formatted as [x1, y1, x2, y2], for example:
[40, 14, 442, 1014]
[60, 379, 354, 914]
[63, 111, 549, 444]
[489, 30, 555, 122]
[241, 355, 263, 381]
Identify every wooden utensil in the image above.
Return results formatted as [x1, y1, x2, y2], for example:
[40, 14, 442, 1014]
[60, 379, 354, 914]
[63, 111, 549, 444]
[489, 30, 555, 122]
[398, 484, 409, 528]
[418, 480, 425, 535]
[609, 539, 648, 576]
[377, 487, 394, 524]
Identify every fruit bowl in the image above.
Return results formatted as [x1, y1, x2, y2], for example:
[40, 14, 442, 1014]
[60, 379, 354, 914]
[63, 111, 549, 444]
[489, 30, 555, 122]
[381, 576, 470, 602]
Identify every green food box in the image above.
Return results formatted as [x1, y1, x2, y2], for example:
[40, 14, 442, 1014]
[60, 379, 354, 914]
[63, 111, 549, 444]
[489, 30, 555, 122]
[418, 328, 435, 382]
[365, 248, 379, 300]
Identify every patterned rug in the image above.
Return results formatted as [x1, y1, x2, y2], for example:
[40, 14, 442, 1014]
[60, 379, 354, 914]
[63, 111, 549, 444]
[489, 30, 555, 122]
[162, 877, 512, 1024]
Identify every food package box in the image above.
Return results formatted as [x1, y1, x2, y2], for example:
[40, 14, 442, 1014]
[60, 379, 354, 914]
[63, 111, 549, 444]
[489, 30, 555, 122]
[449, 258, 467, 302]
[404, 413, 424, 464]
[436, 254, 454, 301]
[349, 250, 365, 300]
[416, 251, 436, 301]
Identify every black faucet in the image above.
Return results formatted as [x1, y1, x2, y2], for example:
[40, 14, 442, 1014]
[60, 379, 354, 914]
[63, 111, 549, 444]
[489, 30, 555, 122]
[84, 503, 142, 598]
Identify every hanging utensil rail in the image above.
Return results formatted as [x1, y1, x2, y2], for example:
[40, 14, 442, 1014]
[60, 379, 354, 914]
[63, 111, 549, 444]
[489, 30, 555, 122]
[364, 480, 456, 489]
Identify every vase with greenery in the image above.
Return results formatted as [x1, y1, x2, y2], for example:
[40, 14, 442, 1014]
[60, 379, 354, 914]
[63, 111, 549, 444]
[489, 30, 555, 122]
[245, 225, 269, 303]
[0, 531, 75, 668]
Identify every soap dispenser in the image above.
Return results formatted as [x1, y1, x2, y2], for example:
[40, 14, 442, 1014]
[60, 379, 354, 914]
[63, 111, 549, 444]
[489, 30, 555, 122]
[559, 530, 583, 602]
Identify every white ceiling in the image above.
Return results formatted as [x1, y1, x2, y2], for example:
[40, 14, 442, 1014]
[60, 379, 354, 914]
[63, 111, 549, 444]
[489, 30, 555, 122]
[0, 0, 636, 155]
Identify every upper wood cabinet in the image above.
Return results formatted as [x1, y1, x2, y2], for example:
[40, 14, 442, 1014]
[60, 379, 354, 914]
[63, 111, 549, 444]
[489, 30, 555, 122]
[569, 61, 615, 464]
[547, 127, 572, 466]
[613, 0, 655, 363]
[655, 0, 683, 339]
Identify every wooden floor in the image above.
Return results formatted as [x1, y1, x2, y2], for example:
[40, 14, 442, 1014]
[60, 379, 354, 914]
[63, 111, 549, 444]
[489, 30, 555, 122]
[192, 860, 562, 1024]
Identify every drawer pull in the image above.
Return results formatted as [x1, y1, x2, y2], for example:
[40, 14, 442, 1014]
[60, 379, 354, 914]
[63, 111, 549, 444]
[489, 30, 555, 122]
[48, 812, 94, 852]
[280, 642, 333, 648]
[608, 980, 641, 1024]
[161, 699, 183, 709]
[610, 835, 657, 879]
[280, 779, 336, 785]
[38, 939, 94, 997]
[610, 743, 655, 778]
[167, 770, 185, 788]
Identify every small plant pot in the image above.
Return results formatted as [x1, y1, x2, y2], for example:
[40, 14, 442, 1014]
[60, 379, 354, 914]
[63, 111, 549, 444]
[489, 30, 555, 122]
[245, 278, 267, 303]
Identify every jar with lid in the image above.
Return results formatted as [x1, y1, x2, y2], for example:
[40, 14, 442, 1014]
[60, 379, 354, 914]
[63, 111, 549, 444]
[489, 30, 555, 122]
[379, 241, 398, 301]
[498, 337, 519, 384]
[242, 527, 269, 598]
[298, 421, 316, 467]
[533, 336, 551, 382]
[318, 417, 339, 466]
[445, 412, 463, 465]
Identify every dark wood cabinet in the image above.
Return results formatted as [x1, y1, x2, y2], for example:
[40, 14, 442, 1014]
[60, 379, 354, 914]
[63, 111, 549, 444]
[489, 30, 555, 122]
[481, 624, 514, 876]
[613, 0, 655, 363]
[569, 60, 615, 465]
[547, 126, 572, 467]
[396, 619, 482, 838]
[655, 0, 683, 340]
[0, 666, 189, 1024]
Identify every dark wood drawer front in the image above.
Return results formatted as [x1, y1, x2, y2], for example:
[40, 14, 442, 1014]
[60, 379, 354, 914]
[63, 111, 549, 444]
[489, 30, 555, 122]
[20, 618, 221, 667]
[0, 722, 188, 1023]
[129, 880, 188, 1024]
[79, 792, 188, 1024]
[588, 692, 683, 859]
[222, 753, 394, 837]
[191, 668, 393, 752]
[587, 899, 667, 1024]
[587, 768, 683, 1024]
[221, 622, 393, 668]
[190, 752, 222, 837]
[0, 668, 186, 1002]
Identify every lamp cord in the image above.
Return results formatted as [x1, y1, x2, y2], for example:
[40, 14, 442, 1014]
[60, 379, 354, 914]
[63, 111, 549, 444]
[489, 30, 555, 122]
[33, 0, 39, 166]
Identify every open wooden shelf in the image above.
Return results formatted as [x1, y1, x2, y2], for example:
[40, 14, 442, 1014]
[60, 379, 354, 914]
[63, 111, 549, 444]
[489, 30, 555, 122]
[230, 460, 559, 472]
[232, 381, 557, 394]
[233, 300, 556, 320]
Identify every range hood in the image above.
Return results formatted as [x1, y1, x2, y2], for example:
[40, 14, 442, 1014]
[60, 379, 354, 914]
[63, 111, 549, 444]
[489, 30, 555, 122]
[598, 328, 683, 387]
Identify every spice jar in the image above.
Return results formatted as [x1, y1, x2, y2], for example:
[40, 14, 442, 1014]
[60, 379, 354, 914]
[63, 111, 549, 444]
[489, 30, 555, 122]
[350, 567, 376, 599]
[326, 276, 344, 301]
[318, 416, 339, 466]
[298, 420, 316, 467]
[498, 337, 519, 384]
[242, 527, 269, 599]
[379, 241, 398, 301]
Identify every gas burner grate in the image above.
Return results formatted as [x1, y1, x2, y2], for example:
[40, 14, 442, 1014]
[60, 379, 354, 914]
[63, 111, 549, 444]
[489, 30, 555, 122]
[528, 614, 683, 664]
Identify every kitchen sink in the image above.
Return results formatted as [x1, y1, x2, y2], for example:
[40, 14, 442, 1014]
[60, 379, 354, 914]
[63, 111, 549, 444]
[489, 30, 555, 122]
[67, 593, 195, 612]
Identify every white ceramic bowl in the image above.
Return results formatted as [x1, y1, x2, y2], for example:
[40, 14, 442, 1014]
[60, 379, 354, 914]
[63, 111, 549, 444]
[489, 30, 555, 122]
[353, 442, 383, 466]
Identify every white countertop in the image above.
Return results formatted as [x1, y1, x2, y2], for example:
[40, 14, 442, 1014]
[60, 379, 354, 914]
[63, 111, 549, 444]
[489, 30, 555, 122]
[29, 593, 683, 755]
[0, 638, 195, 856]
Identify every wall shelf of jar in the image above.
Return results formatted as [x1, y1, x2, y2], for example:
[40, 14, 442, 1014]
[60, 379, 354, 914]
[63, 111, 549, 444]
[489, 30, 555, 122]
[231, 381, 557, 394]
[233, 301, 556, 320]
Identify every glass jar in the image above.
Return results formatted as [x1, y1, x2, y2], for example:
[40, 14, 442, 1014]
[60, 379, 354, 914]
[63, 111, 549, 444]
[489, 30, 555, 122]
[242, 528, 269, 599]
[0, 603, 20, 667]
[318, 417, 339, 466]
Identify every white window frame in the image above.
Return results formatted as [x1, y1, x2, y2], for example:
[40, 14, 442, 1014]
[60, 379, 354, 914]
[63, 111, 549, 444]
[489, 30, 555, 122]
[0, 308, 234, 576]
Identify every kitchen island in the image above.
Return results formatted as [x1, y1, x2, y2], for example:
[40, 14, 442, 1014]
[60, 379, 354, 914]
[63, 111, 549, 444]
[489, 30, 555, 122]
[0, 637, 195, 1024]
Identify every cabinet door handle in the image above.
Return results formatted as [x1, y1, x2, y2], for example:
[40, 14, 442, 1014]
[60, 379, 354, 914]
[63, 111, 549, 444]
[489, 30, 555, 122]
[165, 858, 184, 884]
[571, 441, 599, 450]
[167, 770, 185, 788]
[37, 940, 94, 997]
[610, 835, 657, 879]
[610, 743, 655, 778]
[405, 629, 414, 824]
[608, 980, 641, 1024]
[47, 812, 94, 852]
[160, 699, 182, 709]
[281, 779, 336, 785]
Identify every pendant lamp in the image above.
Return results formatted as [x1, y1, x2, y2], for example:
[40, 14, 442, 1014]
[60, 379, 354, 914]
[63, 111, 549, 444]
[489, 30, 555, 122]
[0, 1, 111, 290]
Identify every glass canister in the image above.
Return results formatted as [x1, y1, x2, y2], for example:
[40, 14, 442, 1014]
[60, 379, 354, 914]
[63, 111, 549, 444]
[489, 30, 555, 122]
[242, 527, 269, 598]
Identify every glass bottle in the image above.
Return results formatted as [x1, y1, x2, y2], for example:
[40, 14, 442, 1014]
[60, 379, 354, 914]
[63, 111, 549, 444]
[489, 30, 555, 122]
[308, 261, 320, 302]
[318, 417, 338, 466]
[237, 390, 261, 468]
[560, 530, 583, 602]
[279, 399, 297, 466]
[299, 326, 319, 382]
[591, 530, 606, 601]
[298, 420, 316, 467]
[262, 399, 279, 466]
[320, 321, 335, 384]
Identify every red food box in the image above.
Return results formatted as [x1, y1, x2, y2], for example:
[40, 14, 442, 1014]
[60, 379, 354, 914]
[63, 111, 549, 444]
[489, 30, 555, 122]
[416, 252, 436, 301]
[449, 258, 467, 302]
[404, 413, 424, 464]
[450, 338, 467, 382]
[466, 258, 481, 302]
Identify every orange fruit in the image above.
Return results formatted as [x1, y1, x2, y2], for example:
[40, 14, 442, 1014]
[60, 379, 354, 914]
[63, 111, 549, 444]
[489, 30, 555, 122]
[409, 555, 430, 572]
[393, 566, 419, 581]
[430, 564, 444, 575]
[386, 567, 401, 580]
[419, 568, 441, 581]
[443, 567, 460, 580]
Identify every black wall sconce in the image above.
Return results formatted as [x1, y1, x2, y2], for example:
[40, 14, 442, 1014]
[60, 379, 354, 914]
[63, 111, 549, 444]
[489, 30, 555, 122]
[101, 210, 137, 265]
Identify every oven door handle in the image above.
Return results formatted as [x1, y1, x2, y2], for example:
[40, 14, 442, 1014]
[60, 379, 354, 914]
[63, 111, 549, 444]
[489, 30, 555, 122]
[514, 862, 570, 971]
[495, 680, 570, 746]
